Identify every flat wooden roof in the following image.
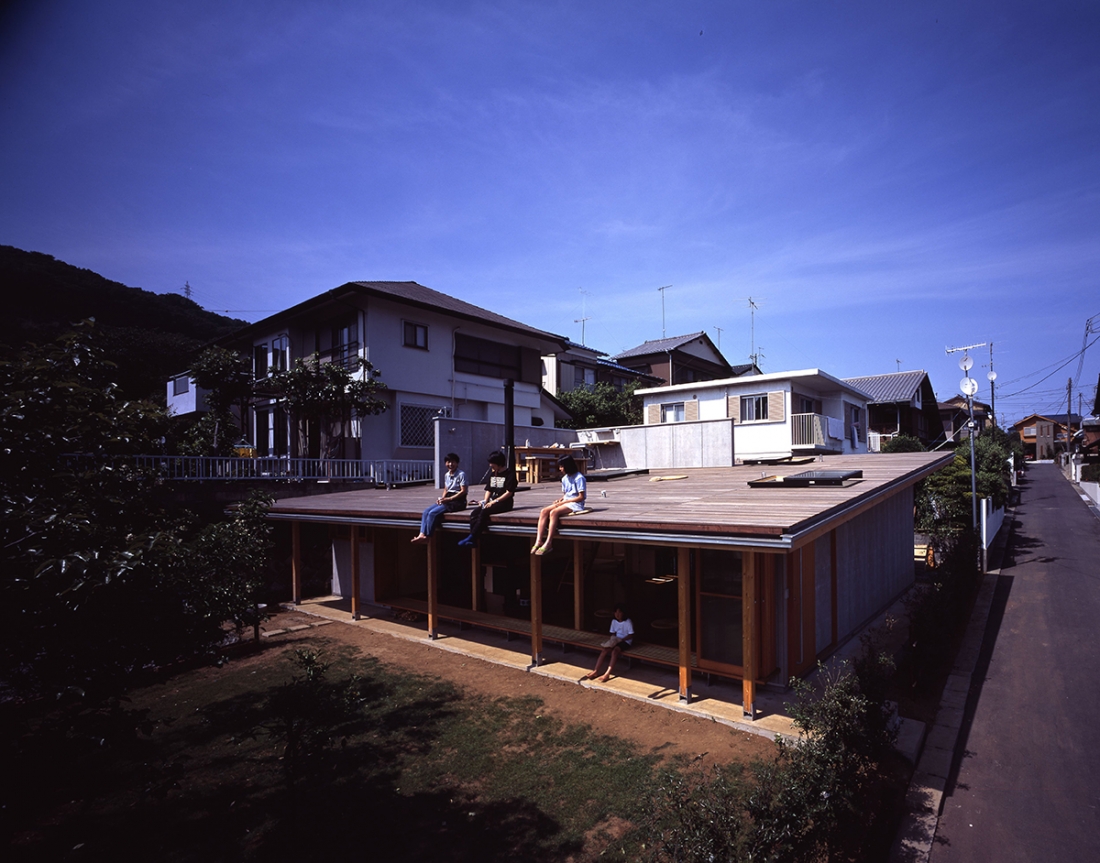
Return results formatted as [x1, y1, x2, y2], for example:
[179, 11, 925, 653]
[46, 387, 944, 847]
[266, 451, 953, 550]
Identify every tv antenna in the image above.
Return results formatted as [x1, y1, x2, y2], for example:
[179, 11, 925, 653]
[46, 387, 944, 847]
[896, 358, 902, 371]
[658, 285, 672, 338]
[714, 325, 723, 350]
[574, 288, 591, 345]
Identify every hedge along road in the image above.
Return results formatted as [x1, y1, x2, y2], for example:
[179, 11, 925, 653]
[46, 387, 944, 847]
[931, 463, 1100, 861]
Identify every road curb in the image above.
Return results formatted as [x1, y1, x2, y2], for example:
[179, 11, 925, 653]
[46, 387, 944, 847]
[889, 501, 1016, 863]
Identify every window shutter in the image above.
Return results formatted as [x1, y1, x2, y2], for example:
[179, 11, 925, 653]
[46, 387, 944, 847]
[768, 391, 785, 422]
[728, 395, 740, 422]
[647, 404, 659, 424]
[685, 400, 699, 422]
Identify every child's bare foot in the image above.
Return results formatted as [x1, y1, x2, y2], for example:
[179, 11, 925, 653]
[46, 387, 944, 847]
[410, 534, 427, 544]
[584, 672, 599, 680]
[599, 673, 611, 682]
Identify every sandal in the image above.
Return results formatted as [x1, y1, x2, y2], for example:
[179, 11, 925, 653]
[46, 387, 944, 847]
[534, 544, 551, 556]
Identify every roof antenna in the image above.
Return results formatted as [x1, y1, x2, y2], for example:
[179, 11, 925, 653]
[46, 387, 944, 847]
[896, 358, 902, 371]
[574, 287, 590, 346]
[748, 297, 760, 367]
[658, 285, 672, 338]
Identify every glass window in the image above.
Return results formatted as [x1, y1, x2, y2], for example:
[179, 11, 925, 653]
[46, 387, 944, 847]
[661, 402, 685, 423]
[271, 336, 289, 372]
[253, 344, 268, 379]
[172, 374, 190, 396]
[454, 334, 520, 379]
[403, 322, 428, 349]
[740, 394, 768, 421]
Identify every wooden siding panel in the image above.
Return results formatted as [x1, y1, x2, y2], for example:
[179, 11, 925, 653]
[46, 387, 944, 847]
[647, 404, 659, 425]
[685, 400, 699, 422]
[728, 395, 740, 421]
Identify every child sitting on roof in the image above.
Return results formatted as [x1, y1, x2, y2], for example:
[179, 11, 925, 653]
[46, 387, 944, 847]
[531, 454, 587, 555]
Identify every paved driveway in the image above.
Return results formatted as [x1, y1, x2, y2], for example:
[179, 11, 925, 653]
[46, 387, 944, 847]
[932, 464, 1100, 861]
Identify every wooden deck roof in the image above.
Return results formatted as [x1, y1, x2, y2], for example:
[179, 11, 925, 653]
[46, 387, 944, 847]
[266, 451, 953, 550]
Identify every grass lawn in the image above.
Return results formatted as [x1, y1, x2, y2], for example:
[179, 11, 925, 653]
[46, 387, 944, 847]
[4, 637, 668, 863]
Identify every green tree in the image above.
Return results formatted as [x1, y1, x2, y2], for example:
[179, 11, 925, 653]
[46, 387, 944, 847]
[0, 324, 270, 698]
[181, 346, 254, 454]
[264, 354, 388, 458]
[556, 380, 642, 429]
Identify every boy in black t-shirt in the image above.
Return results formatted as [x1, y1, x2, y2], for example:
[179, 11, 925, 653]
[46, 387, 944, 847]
[457, 450, 517, 548]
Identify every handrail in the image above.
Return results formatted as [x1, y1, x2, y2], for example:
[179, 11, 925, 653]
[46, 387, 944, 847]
[67, 455, 434, 483]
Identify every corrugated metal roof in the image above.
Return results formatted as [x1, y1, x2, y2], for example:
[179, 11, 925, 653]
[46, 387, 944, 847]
[843, 370, 928, 404]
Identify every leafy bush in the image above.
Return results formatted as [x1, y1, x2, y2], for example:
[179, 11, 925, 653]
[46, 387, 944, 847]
[643, 652, 897, 863]
[556, 381, 642, 429]
[881, 433, 926, 453]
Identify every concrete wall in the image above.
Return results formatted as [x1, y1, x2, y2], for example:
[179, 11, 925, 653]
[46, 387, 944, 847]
[834, 485, 914, 640]
[433, 416, 577, 488]
[1081, 481, 1100, 507]
[617, 418, 736, 470]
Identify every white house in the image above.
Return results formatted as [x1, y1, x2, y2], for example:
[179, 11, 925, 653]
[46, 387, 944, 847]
[571, 369, 871, 470]
[172, 281, 572, 467]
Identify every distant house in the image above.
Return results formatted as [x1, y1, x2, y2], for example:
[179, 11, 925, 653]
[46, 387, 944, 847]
[843, 370, 945, 450]
[165, 371, 210, 416]
[541, 340, 662, 394]
[939, 395, 992, 442]
[171, 281, 572, 469]
[611, 332, 751, 385]
[1012, 413, 1080, 459]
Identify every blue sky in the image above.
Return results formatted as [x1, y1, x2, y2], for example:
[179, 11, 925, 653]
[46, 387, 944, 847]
[2, 0, 1098, 424]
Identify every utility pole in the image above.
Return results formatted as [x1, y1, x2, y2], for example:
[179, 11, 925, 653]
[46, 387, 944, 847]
[987, 343, 997, 429]
[658, 285, 672, 339]
[748, 297, 759, 367]
[947, 342, 987, 534]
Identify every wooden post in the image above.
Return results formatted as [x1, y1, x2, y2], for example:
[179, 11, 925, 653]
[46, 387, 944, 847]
[677, 546, 692, 703]
[573, 540, 584, 631]
[530, 553, 544, 666]
[350, 525, 360, 620]
[742, 552, 757, 718]
[427, 533, 438, 640]
[291, 521, 302, 605]
[471, 544, 482, 612]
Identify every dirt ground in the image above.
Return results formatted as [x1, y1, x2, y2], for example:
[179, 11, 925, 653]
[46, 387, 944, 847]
[264, 607, 775, 768]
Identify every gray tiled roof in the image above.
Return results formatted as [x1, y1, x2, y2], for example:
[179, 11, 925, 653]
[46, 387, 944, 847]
[612, 332, 708, 360]
[843, 370, 928, 404]
[349, 281, 565, 342]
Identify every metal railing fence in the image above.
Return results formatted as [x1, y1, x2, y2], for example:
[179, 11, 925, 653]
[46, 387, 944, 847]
[70, 455, 434, 484]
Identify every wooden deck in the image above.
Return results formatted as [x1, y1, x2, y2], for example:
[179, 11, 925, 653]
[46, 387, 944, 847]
[267, 452, 953, 546]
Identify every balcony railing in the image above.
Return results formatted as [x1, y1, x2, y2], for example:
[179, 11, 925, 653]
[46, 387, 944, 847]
[791, 413, 828, 448]
[115, 456, 434, 484]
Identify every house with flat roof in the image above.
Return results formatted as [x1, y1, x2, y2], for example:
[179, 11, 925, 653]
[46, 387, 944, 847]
[267, 450, 952, 717]
[625, 369, 872, 465]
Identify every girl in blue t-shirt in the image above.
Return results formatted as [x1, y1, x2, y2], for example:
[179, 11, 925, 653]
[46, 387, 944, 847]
[531, 454, 587, 555]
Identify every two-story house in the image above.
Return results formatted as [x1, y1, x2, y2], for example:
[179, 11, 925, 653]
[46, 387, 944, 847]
[171, 281, 571, 467]
[842, 370, 945, 450]
[542, 340, 662, 394]
[611, 332, 750, 385]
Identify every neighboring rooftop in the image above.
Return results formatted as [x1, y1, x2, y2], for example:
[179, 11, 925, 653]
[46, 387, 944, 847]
[612, 332, 711, 360]
[843, 370, 928, 403]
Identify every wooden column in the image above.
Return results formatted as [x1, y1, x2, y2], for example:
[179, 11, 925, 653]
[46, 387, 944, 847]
[471, 545, 482, 612]
[830, 530, 839, 647]
[291, 521, 302, 605]
[530, 554, 544, 666]
[426, 533, 438, 639]
[742, 551, 757, 718]
[677, 546, 692, 703]
[573, 540, 585, 631]
[350, 525, 360, 620]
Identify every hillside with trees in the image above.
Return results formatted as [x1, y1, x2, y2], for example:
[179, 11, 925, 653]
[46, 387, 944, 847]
[0, 245, 246, 401]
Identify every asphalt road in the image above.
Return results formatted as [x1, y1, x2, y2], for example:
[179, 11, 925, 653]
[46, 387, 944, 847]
[931, 463, 1100, 861]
